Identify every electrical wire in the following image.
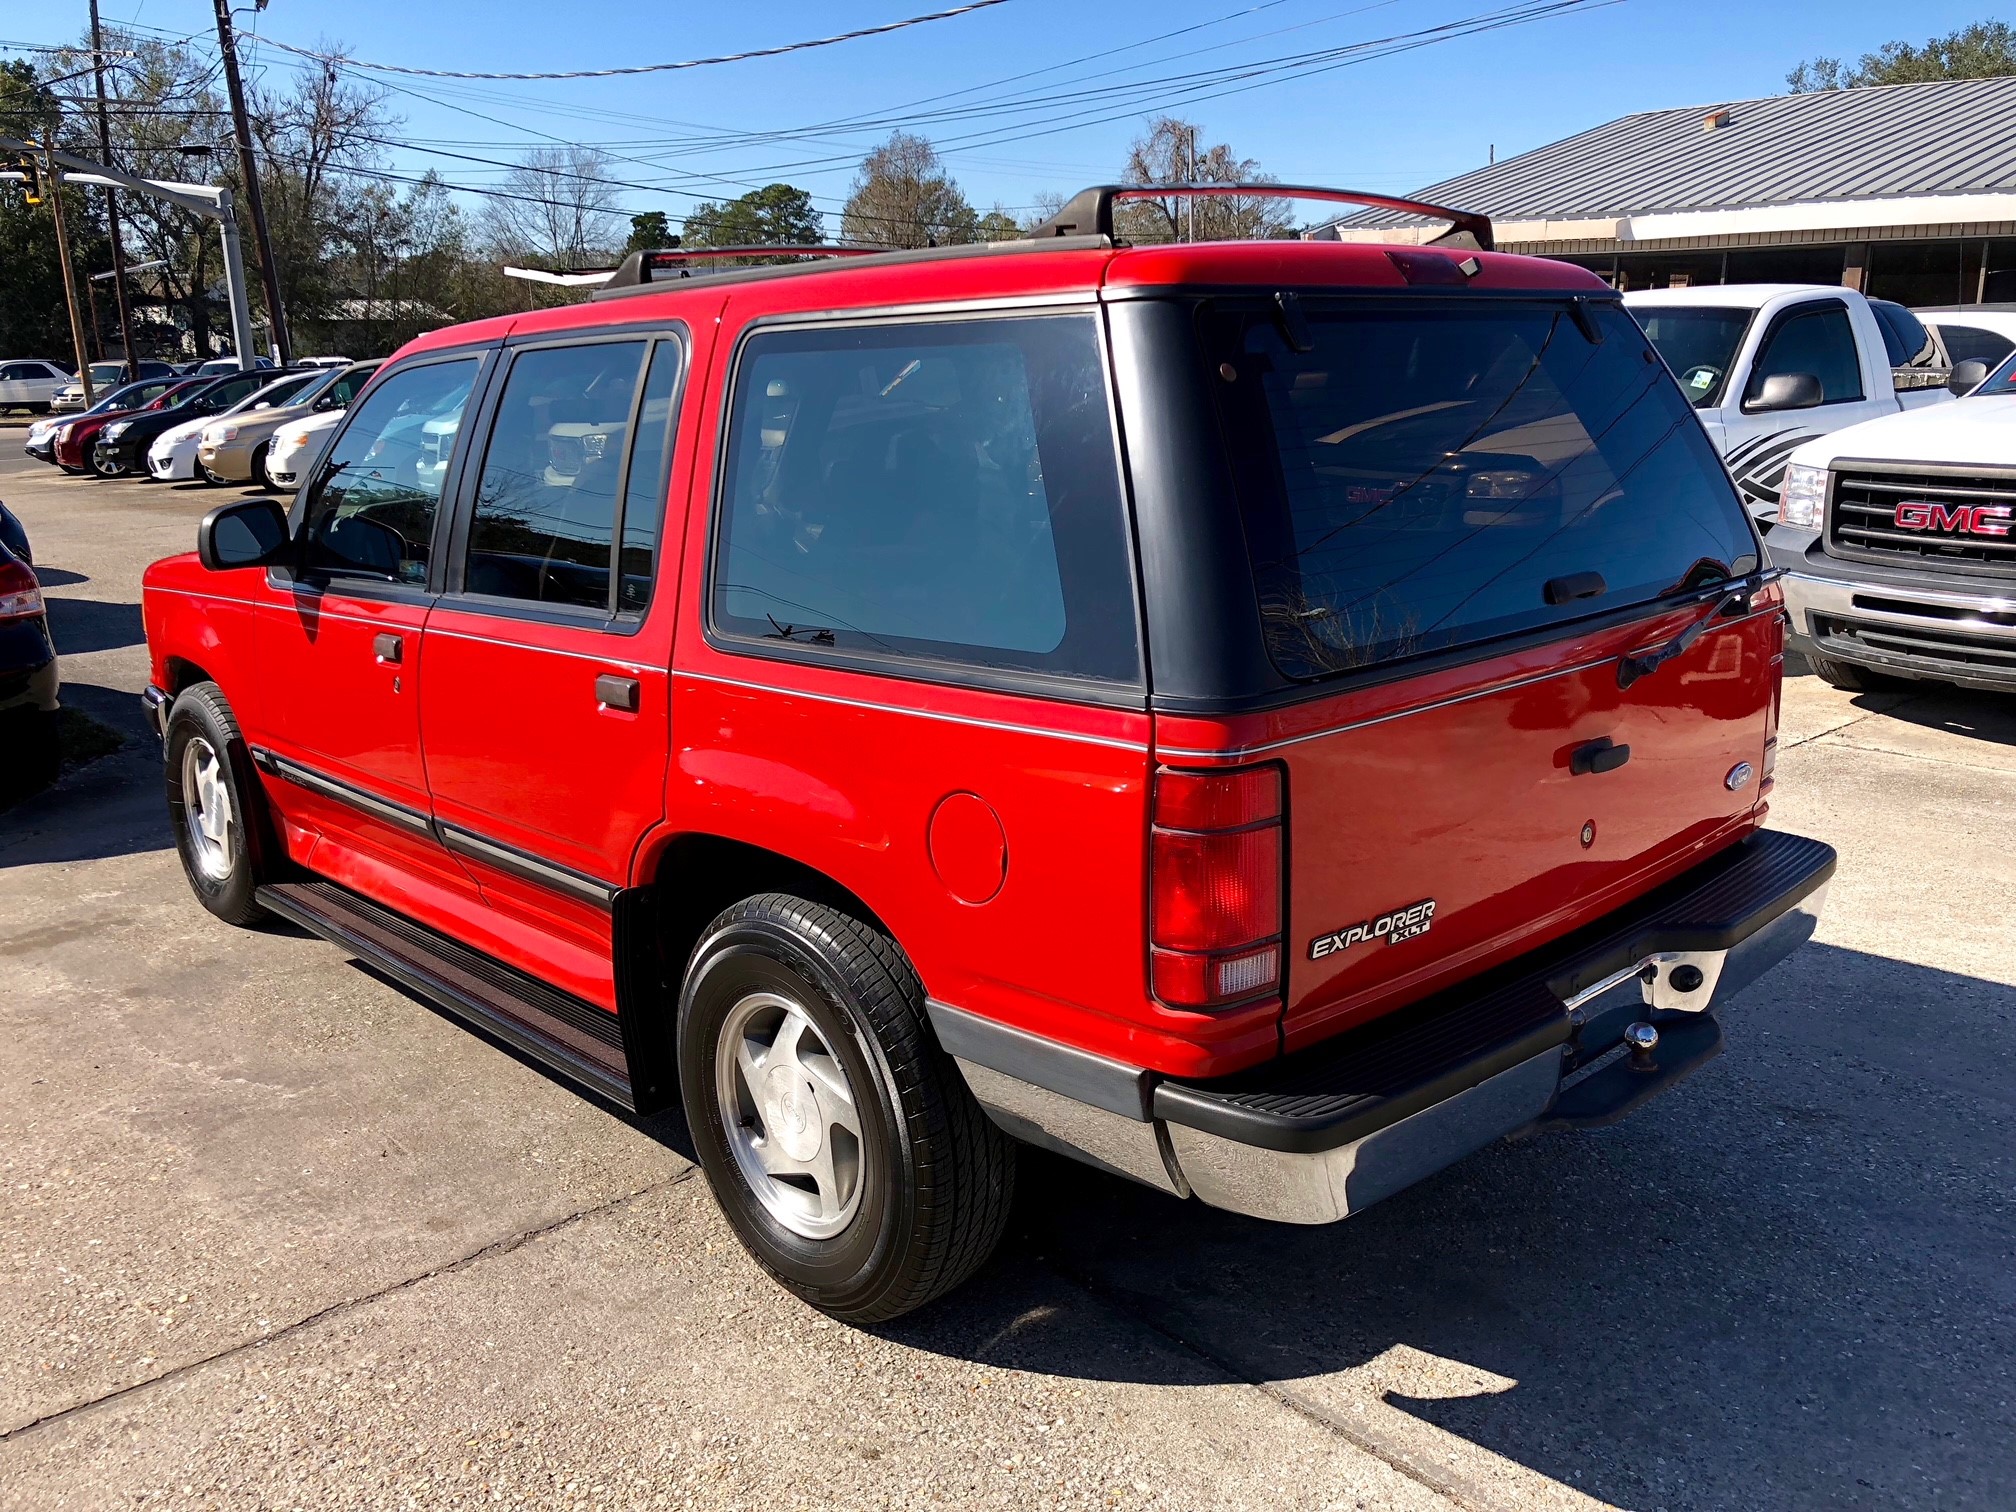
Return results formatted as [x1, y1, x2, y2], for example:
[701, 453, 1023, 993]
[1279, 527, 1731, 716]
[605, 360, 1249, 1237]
[245, 1, 1015, 82]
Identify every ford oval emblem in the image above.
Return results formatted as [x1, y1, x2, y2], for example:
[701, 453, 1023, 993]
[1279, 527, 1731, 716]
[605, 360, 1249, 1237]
[1725, 761, 1755, 792]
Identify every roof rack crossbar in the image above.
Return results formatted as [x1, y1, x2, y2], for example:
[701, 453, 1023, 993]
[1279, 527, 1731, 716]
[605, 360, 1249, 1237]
[1024, 183, 1494, 252]
[603, 244, 893, 289]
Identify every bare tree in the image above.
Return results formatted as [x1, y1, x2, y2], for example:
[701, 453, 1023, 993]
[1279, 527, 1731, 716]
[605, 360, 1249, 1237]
[1119, 117, 1294, 244]
[841, 132, 979, 249]
[479, 145, 625, 268]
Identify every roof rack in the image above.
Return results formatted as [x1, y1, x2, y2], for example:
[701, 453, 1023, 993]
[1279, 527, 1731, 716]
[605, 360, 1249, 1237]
[1024, 183, 1494, 252]
[602, 244, 892, 290]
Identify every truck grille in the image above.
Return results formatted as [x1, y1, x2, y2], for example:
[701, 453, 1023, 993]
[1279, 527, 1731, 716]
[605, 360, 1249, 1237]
[1828, 468, 2016, 576]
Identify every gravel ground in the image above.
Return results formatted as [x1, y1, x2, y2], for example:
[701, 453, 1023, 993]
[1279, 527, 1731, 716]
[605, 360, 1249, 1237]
[2, 421, 2010, 1510]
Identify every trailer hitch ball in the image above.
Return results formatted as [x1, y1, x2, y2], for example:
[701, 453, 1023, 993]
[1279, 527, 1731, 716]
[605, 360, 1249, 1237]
[1624, 1021, 1661, 1071]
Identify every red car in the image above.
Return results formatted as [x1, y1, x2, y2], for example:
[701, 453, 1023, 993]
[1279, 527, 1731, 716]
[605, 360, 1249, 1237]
[54, 378, 206, 475]
[141, 185, 1834, 1322]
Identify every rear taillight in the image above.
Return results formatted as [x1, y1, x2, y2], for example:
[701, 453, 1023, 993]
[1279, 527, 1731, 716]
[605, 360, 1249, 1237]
[1150, 765, 1284, 1010]
[0, 556, 44, 621]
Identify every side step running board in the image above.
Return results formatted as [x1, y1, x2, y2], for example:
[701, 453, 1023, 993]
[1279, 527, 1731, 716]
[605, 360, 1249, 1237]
[258, 880, 635, 1110]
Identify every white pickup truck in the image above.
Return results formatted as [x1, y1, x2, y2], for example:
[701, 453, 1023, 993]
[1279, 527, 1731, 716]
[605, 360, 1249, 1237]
[1626, 285, 1965, 527]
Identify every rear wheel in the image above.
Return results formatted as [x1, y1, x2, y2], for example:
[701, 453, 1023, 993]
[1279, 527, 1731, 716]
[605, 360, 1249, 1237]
[679, 894, 1015, 1323]
[1805, 653, 1904, 693]
[165, 683, 271, 927]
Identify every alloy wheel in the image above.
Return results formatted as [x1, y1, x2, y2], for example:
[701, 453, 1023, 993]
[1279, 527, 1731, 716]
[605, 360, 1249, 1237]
[179, 735, 236, 881]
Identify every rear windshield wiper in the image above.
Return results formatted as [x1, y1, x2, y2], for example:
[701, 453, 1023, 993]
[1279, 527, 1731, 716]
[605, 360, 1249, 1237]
[1616, 572, 1780, 689]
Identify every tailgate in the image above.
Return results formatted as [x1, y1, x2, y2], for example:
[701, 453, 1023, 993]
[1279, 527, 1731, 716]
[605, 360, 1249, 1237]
[1277, 607, 1776, 1049]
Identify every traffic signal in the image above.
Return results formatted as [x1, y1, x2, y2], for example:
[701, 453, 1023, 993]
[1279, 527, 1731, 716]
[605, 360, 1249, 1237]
[6, 153, 44, 206]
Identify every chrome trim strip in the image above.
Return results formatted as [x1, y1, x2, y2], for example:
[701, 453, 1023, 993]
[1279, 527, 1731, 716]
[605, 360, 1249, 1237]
[1784, 571, 2016, 638]
[436, 823, 618, 910]
[253, 747, 438, 841]
[1156, 608, 1781, 762]
[676, 668, 1151, 753]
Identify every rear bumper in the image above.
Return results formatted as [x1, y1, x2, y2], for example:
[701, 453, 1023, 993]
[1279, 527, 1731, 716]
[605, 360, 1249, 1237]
[936, 829, 1835, 1225]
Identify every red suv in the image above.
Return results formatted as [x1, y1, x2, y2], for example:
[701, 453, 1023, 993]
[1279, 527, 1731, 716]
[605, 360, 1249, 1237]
[142, 186, 1834, 1322]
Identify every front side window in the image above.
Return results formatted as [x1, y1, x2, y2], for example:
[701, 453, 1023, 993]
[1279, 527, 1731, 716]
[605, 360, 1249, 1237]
[712, 315, 1137, 684]
[299, 357, 479, 585]
[1747, 305, 1863, 404]
[463, 338, 675, 612]
[1210, 298, 1759, 680]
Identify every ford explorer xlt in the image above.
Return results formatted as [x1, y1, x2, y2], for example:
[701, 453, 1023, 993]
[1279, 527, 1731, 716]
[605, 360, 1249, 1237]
[140, 184, 1835, 1322]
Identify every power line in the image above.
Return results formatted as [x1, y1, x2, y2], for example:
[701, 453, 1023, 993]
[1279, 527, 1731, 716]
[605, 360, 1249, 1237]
[246, 1, 1015, 82]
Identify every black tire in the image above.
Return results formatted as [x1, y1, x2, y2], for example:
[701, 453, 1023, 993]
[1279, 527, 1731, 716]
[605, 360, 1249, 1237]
[58, 464, 86, 476]
[679, 894, 1015, 1323]
[0, 709, 60, 797]
[1805, 653, 1902, 692]
[251, 443, 275, 492]
[164, 683, 272, 927]
[196, 461, 224, 486]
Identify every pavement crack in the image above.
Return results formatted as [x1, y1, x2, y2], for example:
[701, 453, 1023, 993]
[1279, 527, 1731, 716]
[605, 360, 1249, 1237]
[0, 1169, 695, 1445]
[1035, 1252, 1512, 1512]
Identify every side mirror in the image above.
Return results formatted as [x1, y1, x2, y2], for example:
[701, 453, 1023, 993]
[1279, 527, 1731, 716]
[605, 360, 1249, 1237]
[197, 497, 291, 571]
[1748, 372, 1824, 412]
[1949, 359, 1989, 396]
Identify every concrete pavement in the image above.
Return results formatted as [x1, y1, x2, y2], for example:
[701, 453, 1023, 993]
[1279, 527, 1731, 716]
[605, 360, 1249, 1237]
[1, 423, 2009, 1510]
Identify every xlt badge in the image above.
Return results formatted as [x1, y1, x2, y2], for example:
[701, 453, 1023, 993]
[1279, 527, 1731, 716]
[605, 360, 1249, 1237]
[1309, 898, 1437, 960]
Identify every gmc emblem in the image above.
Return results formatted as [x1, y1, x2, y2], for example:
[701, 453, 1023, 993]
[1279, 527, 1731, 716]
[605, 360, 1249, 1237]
[1893, 501, 2014, 537]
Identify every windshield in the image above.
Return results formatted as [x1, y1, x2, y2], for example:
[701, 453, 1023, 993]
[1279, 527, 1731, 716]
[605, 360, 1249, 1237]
[227, 373, 317, 415]
[1629, 307, 1754, 409]
[1208, 298, 1759, 680]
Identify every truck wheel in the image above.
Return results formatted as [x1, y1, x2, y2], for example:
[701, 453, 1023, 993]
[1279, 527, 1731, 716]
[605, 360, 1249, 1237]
[678, 894, 1016, 1323]
[1805, 654, 1901, 693]
[165, 683, 271, 927]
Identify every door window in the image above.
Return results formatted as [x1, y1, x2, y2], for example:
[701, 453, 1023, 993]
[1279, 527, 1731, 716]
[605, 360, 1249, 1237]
[1746, 305, 1863, 405]
[711, 315, 1138, 684]
[298, 357, 479, 586]
[462, 340, 662, 612]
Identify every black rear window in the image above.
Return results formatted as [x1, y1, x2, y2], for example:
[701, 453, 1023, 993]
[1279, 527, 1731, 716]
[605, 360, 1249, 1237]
[1208, 298, 1759, 680]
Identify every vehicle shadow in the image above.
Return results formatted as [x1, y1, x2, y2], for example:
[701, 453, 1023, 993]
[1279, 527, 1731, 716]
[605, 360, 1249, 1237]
[31, 566, 89, 587]
[44, 596, 145, 656]
[869, 943, 2013, 1511]
[1846, 683, 2016, 749]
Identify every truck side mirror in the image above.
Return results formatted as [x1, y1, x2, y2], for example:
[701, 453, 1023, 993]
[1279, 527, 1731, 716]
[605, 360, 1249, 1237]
[197, 497, 291, 571]
[1948, 359, 1988, 396]
[1748, 372, 1823, 412]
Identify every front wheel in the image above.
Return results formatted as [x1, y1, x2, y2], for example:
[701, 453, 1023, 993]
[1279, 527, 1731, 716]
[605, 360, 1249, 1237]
[679, 894, 1015, 1323]
[1805, 653, 1904, 693]
[89, 450, 125, 479]
[165, 683, 271, 926]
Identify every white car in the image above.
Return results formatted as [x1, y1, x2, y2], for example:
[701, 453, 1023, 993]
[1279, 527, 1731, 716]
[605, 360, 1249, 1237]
[0, 360, 70, 413]
[147, 369, 333, 482]
[266, 409, 344, 490]
[1917, 307, 2016, 372]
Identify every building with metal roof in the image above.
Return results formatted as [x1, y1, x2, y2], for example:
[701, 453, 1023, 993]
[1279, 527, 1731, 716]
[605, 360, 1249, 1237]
[1312, 76, 2016, 305]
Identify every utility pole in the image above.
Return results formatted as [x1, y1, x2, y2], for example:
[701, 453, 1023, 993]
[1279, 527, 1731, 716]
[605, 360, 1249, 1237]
[42, 140, 96, 406]
[90, 0, 141, 383]
[212, 0, 289, 365]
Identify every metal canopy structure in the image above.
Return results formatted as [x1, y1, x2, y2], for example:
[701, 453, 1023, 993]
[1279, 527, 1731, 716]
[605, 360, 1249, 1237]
[0, 134, 258, 370]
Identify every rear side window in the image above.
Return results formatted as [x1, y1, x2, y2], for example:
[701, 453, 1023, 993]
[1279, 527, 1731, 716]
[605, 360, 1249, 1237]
[1935, 322, 2016, 367]
[1870, 301, 1935, 367]
[711, 315, 1138, 685]
[1209, 299, 1759, 680]
[1747, 305, 1863, 404]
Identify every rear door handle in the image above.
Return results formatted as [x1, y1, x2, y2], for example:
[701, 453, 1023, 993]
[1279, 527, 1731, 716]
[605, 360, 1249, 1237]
[372, 633, 403, 664]
[595, 674, 640, 712]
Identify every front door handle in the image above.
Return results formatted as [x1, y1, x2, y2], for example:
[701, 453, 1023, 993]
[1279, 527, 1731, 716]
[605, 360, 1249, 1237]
[595, 674, 640, 712]
[373, 633, 404, 665]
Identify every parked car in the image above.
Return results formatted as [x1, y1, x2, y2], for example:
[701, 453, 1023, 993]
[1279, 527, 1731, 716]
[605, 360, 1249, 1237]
[185, 355, 277, 378]
[24, 378, 189, 465]
[264, 409, 345, 492]
[0, 360, 72, 414]
[0, 521, 59, 791]
[1626, 286, 1954, 527]
[54, 379, 207, 475]
[144, 189, 1834, 1322]
[1771, 343, 2016, 693]
[146, 369, 335, 483]
[52, 360, 177, 411]
[1916, 305, 2016, 370]
[197, 360, 380, 489]
[95, 369, 319, 480]
[294, 355, 353, 369]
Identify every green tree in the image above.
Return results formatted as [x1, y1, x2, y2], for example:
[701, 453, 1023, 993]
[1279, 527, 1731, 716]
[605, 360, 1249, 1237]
[0, 60, 112, 363]
[624, 210, 673, 253]
[682, 183, 823, 247]
[841, 133, 978, 249]
[974, 204, 1021, 242]
[1789, 20, 2016, 90]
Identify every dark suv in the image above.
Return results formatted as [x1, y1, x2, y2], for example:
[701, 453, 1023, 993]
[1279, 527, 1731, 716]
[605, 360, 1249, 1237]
[142, 185, 1836, 1322]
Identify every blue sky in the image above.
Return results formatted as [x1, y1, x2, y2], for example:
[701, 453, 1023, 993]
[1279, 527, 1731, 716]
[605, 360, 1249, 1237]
[15, 0, 2011, 232]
